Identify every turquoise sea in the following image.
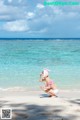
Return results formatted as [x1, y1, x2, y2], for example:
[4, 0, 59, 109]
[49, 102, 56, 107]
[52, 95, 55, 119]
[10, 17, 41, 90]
[0, 39, 80, 90]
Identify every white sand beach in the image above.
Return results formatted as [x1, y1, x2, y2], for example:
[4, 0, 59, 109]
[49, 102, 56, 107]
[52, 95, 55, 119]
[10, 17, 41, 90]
[0, 90, 80, 120]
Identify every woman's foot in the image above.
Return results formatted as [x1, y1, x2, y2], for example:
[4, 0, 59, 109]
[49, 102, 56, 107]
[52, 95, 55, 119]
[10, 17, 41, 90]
[48, 95, 53, 97]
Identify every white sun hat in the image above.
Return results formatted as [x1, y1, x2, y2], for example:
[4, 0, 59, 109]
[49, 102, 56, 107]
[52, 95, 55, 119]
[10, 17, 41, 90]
[42, 69, 50, 77]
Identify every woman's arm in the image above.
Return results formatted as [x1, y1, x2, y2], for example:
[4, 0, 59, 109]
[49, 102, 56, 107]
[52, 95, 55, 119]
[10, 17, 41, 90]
[39, 77, 43, 82]
[51, 83, 57, 89]
[43, 85, 52, 91]
[45, 83, 56, 90]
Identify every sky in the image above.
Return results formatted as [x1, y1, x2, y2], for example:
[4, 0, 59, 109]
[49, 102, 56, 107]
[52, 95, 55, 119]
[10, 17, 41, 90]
[0, 0, 80, 38]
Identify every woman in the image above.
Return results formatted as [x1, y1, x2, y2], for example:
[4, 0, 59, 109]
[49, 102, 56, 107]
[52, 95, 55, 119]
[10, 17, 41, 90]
[39, 69, 59, 97]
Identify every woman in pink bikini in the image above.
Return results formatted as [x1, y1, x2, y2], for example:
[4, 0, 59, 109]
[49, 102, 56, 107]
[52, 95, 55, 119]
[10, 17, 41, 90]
[39, 69, 59, 97]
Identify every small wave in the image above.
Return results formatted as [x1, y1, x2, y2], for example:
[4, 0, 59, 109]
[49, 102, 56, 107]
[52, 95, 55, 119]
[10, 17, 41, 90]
[71, 49, 80, 53]
[0, 87, 29, 92]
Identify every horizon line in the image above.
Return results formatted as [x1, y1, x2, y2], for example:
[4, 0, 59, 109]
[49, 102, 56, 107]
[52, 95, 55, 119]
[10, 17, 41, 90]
[0, 38, 80, 39]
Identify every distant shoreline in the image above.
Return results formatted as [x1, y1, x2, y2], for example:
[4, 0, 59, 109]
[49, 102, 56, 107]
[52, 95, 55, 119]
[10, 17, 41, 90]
[0, 38, 80, 40]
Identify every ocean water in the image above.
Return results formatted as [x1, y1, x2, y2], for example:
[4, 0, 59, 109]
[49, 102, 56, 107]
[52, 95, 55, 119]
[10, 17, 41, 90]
[0, 39, 80, 90]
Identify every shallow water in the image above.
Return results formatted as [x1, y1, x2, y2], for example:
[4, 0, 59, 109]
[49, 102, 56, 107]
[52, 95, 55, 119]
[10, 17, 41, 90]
[0, 39, 80, 89]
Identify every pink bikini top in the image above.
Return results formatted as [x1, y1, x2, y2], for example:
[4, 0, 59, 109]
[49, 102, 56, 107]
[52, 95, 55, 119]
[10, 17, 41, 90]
[46, 80, 54, 87]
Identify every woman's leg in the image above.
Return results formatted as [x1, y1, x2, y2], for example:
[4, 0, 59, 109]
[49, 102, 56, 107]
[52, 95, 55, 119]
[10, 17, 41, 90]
[48, 89, 57, 97]
[40, 86, 50, 92]
[40, 87, 57, 97]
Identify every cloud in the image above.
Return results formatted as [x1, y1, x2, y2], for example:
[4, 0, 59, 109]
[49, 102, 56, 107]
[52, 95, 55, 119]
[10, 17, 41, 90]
[53, 7, 63, 15]
[8, 0, 12, 3]
[0, 15, 11, 21]
[36, 3, 45, 9]
[0, 0, 79, 22]
[27, 12, 35, 19]
[28, 28, 47, 33]
[0, 0, 27, 21]
[18, 0, 22, 3]
[0, 0, 80, 37]
[3, 20, 29, 32]
[66, 12, 79, 18]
